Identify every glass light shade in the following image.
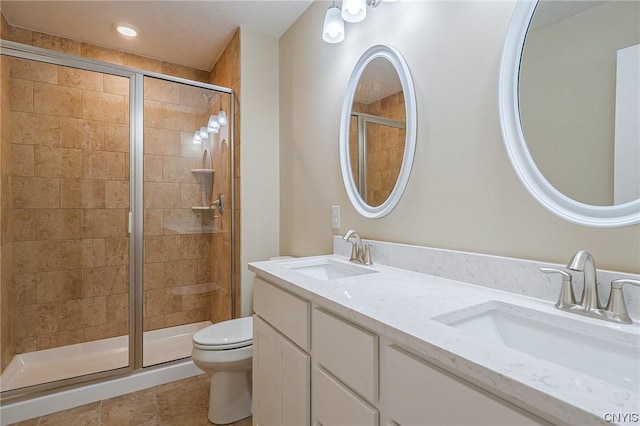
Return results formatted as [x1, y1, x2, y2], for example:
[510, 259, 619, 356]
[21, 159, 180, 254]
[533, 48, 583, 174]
[323, 6, 345, 44]
[193, 131, 203, 145]
[207, 115, 221, 132]
[341, 0, 366, 23]
[217, 111, 228, 126]
[199, 127, 209, 139]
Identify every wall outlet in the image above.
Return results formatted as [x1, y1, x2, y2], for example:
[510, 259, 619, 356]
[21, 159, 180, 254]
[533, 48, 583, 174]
[331, 205, 340, 229]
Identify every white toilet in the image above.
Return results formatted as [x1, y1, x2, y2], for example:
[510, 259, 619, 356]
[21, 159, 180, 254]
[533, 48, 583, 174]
[191, 317, 253, 424]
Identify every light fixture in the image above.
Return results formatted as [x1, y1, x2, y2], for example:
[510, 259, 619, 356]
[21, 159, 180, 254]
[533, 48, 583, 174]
[115, 24, 138, 37]
[341, 0, 366, 23]
[193, 130, 203, 145]
[323, 3, 345, 44]
[199, 127, 209, 139]
[217, 111, 228, 127]
[207, 115, 221, 133]
[322, 0, 391, 44]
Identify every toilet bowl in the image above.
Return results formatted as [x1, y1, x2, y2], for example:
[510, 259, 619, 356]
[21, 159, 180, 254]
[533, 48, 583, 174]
[191, 317, 253, 424]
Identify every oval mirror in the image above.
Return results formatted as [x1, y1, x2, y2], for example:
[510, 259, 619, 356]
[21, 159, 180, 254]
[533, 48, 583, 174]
[500, 0, 640, 227]
[340, 45, 417, 218]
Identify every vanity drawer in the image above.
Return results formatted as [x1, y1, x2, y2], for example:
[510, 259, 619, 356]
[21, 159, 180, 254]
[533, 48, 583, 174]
[312, 366, 378, 426]
[384, 345, 544, 425]
[312, 308, 378, 403]
[253, 277, 310, 351]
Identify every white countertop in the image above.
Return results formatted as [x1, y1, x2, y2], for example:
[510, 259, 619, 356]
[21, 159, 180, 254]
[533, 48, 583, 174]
[249, 254, 640, 426]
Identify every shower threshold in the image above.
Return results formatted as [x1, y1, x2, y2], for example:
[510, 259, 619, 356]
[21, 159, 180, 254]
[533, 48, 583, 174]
[0, 321, 210, 392]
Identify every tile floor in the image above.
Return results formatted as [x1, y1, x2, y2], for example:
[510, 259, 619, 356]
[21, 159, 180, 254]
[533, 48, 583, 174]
[11, 375, 252, 426]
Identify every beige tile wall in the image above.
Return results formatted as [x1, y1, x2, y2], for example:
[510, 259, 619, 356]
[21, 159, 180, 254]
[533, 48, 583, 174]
[209, 29, 240, 322]
[142, 76, 228, 332]
[351, 92, 406, 207]
[6, 57, 131, 353]
[1, 25, 16, 371]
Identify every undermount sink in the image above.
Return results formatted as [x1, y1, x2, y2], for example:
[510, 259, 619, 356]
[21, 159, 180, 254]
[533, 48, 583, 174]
[435, 301, 640, 393]
[284, 258, 377, 281]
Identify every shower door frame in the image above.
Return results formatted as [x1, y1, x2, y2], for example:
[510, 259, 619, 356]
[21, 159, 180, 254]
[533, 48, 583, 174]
[0, 40, 236, 402]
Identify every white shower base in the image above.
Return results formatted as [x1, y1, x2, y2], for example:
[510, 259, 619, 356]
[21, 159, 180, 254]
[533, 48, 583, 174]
[0, 321, 211, 392]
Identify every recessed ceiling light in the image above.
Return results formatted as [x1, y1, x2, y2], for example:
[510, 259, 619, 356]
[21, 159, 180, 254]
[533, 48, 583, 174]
[116, 24, 138, 37]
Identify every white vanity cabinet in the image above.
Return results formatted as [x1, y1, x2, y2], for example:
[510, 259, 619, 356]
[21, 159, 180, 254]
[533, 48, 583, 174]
[253, 276, 545, 426]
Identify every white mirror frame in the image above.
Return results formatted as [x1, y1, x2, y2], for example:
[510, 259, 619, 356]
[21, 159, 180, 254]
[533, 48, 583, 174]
[340, 45, 417, 218]
[499, 1, 640, 228]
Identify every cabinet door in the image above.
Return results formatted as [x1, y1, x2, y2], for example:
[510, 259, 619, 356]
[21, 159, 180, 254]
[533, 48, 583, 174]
[253, 315, 310, 426]
[312, 366, 378, 426]
[254, 315, 279, 426]
[384, 345, 544, 426]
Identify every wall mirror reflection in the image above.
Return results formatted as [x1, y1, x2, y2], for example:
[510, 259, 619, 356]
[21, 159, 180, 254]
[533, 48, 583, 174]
[499, 0, 640, 227]
[519, 0, 640, 207]
[349, 57, 406, 207]
[340, 45, 416, 218]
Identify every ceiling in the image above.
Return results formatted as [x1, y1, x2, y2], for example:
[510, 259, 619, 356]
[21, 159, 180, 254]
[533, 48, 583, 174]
[355, 57, 402, 105]
[1, 1, 314, 71]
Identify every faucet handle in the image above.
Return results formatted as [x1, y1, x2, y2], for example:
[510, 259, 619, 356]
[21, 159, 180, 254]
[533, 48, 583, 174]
[611, 278, 640, 290]
[362, 243, 373, 265]
[539, 267, 576, 309]
[348, 241, 360, 263]
[605, 279, 640, 324]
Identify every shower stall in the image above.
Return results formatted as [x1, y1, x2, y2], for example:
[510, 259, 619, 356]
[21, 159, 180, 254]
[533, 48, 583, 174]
[0, 41, 235, 400]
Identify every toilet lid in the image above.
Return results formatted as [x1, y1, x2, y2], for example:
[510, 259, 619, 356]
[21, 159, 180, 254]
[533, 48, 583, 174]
[193, 317, 253, 349]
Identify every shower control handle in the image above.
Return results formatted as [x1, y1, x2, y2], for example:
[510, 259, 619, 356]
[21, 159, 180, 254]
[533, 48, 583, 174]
[211, 193, 225, 214]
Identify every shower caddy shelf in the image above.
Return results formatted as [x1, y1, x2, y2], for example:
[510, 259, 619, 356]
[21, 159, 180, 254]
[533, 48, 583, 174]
[191, 168, 215, 211]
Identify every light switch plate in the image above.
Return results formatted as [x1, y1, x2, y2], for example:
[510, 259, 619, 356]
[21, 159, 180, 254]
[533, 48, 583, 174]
[331, 205, 340, 229]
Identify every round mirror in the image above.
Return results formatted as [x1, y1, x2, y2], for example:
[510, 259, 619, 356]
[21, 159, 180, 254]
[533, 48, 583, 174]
[340, 45, 417, 218]
[499, 0, 640, 227]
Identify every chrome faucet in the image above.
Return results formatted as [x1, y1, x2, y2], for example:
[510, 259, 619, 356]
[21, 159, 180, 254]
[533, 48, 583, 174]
[567, 250, 601, 311]
[342, 230, 373, 265]
[540, 250, 639, 324]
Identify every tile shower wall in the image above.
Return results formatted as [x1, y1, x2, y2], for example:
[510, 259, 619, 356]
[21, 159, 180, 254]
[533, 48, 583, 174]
[142, 77, 217, 332]
[7, 57, 131, 354]
[1, 42, 15, 371]
[209, 29, 240, 321]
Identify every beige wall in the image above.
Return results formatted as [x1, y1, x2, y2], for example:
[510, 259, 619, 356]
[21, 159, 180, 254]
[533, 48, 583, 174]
[240, 27, 280, 316]
[279, 1, 640, 274]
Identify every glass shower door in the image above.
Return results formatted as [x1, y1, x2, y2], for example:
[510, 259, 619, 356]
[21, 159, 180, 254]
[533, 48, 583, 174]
[0, 55, 131, 391]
